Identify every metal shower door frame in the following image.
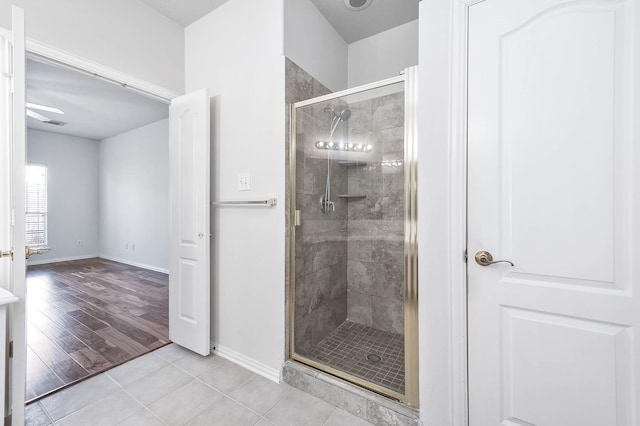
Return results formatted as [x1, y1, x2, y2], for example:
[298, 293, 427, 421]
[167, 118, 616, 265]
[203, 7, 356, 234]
[288, 68, 419, 408]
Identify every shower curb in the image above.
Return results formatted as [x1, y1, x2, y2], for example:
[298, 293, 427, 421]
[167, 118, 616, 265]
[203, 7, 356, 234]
[282, 361, 421, 426]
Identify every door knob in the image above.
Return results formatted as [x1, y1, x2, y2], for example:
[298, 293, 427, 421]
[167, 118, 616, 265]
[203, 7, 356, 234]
[1, 249, 13, 260]
[25, 247, 44, 259]
[474, 251, 514, 267]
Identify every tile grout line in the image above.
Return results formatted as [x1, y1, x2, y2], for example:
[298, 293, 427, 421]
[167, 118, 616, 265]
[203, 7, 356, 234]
[106, 371, 169, 426]
[259, 386, 296, 423]
[33, 401, 56, 426]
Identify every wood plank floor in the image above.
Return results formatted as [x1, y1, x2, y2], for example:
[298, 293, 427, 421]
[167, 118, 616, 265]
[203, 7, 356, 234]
[26, 258, 169, 402]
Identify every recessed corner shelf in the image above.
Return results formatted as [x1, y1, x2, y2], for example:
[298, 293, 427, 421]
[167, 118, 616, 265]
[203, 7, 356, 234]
[337, 194, 367, 199]
[338, 161, 368, 167]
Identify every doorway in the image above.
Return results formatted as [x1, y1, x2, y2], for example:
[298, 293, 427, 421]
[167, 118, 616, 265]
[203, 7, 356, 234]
[24, 56, 171, 401]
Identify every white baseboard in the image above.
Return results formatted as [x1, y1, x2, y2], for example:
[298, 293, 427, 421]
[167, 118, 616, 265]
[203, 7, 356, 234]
[98, 255, 169, 274]
[211, 342, 281, 384]
[27, 254, 99, 266]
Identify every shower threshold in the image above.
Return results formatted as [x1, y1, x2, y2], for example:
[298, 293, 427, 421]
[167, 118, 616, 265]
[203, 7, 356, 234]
[304, 320, 405, 394]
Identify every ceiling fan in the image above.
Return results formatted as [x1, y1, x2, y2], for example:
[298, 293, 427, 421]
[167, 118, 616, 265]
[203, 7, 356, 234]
[26, 102, 66, 126]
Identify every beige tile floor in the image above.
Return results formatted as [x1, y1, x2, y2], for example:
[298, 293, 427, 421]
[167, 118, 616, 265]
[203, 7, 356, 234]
[26, 344, 373, 426]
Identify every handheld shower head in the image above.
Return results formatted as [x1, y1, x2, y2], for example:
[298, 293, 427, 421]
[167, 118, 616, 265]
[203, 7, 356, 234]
[338, 109, 351, 121]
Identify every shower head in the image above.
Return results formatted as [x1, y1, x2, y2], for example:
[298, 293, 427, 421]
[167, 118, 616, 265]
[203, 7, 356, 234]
[324, 106, 351, 122]
[338, 109, 351, 121]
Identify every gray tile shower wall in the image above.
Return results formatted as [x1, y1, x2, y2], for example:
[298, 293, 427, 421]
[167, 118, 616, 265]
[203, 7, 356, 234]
[286, 59, 349, 355]
[346, 93, 405, 335]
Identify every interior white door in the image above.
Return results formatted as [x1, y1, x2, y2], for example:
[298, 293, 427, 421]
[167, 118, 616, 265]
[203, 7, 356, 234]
[468, 0, 638, 425]
[0, 6, 27, 426]
[169, 88, 210, 356]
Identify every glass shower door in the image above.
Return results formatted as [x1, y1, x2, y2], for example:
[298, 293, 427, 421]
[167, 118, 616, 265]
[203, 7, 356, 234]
[289, 72, 418, 407]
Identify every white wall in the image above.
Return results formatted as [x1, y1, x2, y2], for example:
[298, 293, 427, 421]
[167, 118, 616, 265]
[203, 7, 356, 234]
[0, 0, 184, 94]
[348, 19, 419, 88]
[284, 0, 348, 91]
[26, 129, 99, 264]
[186, 0, 286, 378]
[99, 119, 169, 273]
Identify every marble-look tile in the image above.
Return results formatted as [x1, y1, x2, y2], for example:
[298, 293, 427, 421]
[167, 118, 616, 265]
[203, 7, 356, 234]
[197, 361, 257, 394]
[311, 296, 347, 346]
[380, 196, 404, 220]
[40, 374, 119, 420]
[372, 93, 404, 131]
[56, 390, 142, 426]
[117, 409, 165, 426]
[371, 295, 404, 335]
[348, 196, 384, 221]
[365, 400, 419, 426]
[148, 380, 223, 426]
[382, 166, 404, 196]
[25, 402, 52, 426]
[280, 366, 368, 420]
[347, 261, 403, 300]
[123, 364, 192, 406]
[294, 239, 313, 278]
[299, 219, 346, 235]
[228, 376, 292, 415]
[266, 389, 335, 426]
[325, 408, 375, 426]
[303, 157, 326, 195]
[312, 239, 347, 272]
[371, 235, 404, 266]
[377, 127, 405, 155]
[285, 59, 314, 104]
[347, 290, 372, 326]
[348, 238, 372, 262]
[293, 315, 313, 355]
[348, 100, 372, 135]
[312, 78, 332, 98]
[106, 352, 167, 387]
[186, 397, 261, 426]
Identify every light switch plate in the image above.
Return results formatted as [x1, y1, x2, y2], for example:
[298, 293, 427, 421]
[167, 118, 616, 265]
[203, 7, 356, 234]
[238, 173, 251, 191]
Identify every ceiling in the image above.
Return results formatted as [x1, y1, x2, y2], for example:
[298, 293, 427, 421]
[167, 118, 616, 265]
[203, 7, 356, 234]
[141, 0, 419, 43]
[26, 59, 168, 141]
[309, 0, 418, 43]
[26, 0, 418, 141]
[140, 0, 231, 27]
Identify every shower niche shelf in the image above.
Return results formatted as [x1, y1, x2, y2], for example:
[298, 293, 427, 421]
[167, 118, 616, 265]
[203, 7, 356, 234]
[338, 161, 368, 167]
[337, 194, 367, 199]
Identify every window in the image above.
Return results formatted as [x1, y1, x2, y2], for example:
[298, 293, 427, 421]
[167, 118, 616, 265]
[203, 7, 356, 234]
[25, 164, 47, 247]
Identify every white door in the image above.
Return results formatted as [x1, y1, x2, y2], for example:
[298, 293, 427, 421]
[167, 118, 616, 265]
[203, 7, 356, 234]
[169, 88, 211, 356]
[468, 0, 638, 425]
[0, 6, 26, 426]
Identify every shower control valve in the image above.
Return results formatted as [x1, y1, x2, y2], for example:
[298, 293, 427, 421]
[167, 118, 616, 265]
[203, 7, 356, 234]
[319, 195, 335, 214]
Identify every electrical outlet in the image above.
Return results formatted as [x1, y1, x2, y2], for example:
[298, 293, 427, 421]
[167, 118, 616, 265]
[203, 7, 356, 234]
[238, 173, 251, 191]
[131, 242, 135, 250]
[76, 240, 82, 246]
[125, 241, 129, 249]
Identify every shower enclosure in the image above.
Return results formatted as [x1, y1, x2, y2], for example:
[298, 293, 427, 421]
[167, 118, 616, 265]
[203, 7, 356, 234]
[288, 68, 418, 407]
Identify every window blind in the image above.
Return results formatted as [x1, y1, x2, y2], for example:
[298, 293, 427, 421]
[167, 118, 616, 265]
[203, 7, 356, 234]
[25, 164, 47, 246]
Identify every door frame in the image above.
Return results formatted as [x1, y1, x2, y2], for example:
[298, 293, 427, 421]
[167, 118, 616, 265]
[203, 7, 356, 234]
[418, 0, 482, 425]
[0, 26, 180, 424]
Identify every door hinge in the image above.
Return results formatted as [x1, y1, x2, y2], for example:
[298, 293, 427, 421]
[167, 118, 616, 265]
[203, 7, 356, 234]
[8, 341, 13, 359]
[464, 249, 468, 263]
